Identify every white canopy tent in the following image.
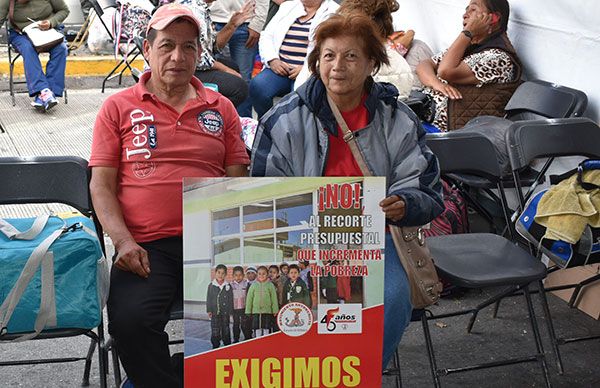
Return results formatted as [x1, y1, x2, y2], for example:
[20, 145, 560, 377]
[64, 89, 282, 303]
[394, 0, 600, 121]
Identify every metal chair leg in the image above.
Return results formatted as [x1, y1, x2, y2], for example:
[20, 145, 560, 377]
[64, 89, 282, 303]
[421, 312, 441, 388]
[9, 58, 16, 107]
[392, 349, 402, 388]
[537, 279, 564, 375]
[97, 320, 108, 388]
[81, 338, 96, 386]
[523, 285, 552, 388]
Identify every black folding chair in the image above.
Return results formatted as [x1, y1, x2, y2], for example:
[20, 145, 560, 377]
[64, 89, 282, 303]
[420, 131, 551, 387]
[507, 117, 600, 374]
[504, 80, 588, 121]
[0, 156, 107, 388]
[90, 0, 143, 92]
[4, 21, 68, 107]
[445, 80, 588, 234]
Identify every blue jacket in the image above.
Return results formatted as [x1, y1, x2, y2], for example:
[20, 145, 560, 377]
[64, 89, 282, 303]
[251, 76, 443, 226]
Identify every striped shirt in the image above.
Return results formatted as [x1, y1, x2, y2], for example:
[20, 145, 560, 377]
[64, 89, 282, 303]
[279, 17, 314, 67]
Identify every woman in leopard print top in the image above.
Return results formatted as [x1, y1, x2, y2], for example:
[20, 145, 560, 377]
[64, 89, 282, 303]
[416, 0, 521, 131]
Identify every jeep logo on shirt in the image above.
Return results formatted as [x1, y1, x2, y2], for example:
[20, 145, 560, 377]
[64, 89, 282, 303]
[198, 110, 224, 136]
[127, 109, 156, 179]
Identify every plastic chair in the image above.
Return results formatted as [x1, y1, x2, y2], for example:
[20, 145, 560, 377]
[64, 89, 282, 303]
[90, 0, 143, 92]
[505, 80, 588, 121]
[507, 117, 600, 374]
[426, 130, 516, 238]
[422, 132, 551, 387]
[444, 80, 588, 234]
[0, 156, 107, 388]
[4, 21, 68, 107]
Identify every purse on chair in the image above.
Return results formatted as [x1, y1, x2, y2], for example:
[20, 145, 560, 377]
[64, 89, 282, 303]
[9, 0, 64, 53]
[326, 95, 443, 309]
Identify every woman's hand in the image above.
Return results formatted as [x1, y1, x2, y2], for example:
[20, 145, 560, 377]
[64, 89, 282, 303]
[38, 20, 51, 30]
[464, 12, 492, 40]
[288, 65, 302, 80]
[431, 80, 462, 99]
[380, 195, 406, 222]
[269, 59, 290, 76]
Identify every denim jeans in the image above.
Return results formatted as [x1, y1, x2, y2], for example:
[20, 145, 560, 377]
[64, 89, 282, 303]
[383, 232, 413, 369]
[249, 68, 294, 118]
[214, 22, 257, 116]
[213, 22, 257, 82]
[9, 29, 67, 97]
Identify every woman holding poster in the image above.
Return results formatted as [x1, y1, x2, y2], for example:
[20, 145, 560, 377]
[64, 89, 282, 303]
[250, 13, 444, 369]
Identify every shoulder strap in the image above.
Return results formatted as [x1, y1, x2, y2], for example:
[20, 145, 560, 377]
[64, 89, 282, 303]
[0, 215, 50, 240]
[326, 94, 372, 177]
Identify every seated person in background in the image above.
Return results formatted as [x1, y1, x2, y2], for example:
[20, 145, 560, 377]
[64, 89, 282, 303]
[162, 0, 255, 108]
[336, 0, 413, 99]
[0, 0, 69, 112]
[416, 0, 522, 132]
[89, 5, 249, 386]
[209, 0, 270, 117]
[264, 0, 286, 27]
[250, 14, 443, 369]
[248, 0, 338, 118]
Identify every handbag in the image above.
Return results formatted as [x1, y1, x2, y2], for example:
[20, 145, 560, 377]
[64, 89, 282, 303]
[326, 94, 443, 308]
[0, 214, 109, 341]
[9, 0, 64, 53]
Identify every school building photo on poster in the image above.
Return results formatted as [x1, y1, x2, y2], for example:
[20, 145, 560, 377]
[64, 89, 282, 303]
[182, 177, 387, 387]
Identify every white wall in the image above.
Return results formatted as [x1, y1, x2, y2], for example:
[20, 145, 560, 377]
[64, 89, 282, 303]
[394, 0, 600, 121]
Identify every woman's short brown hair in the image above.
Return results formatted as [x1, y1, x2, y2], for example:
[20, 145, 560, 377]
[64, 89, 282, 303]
[337, 0, 399, 38]
[308, 13, 389, 77]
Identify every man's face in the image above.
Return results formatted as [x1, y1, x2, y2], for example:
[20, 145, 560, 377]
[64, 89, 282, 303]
[215, 268, 226, 281]
[144, 20, 199, 89]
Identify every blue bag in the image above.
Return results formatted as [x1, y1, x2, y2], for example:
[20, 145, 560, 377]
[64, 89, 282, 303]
[516, 159, 600, 269]
[0, 215, 109, 340]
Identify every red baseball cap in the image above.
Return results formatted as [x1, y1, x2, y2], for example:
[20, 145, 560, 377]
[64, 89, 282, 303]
[146, 3, 203, 36]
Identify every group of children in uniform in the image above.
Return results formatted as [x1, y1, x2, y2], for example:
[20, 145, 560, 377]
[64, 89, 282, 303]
[206, 262, 313, 349]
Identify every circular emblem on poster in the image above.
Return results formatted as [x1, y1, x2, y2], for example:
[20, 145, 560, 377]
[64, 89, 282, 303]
[277, 302, 313, 337]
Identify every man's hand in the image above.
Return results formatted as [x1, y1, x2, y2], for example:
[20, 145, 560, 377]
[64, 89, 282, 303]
[38, 20, 51, 30]
[288, 65, 302, 80]
[231, 0, 255, 28]
[380, 195, 406, 222]
[269, 59, 289, 76]
[245, 28, 260, 48]
[115, 239, 151, 278]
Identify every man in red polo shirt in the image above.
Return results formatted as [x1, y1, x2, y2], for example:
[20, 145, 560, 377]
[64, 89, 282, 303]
[89, 4, 249, 387]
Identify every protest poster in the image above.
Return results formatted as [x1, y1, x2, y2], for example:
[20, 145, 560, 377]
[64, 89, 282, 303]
[183, 177, 386, 387]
